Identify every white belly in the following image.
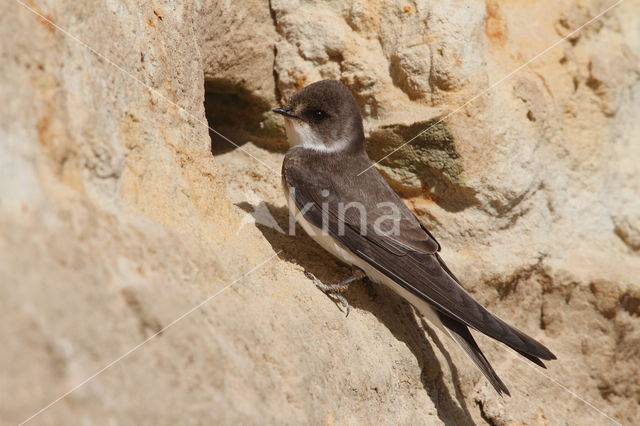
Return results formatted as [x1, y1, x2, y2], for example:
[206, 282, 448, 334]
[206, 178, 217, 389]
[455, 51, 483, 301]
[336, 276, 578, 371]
[286, 192, 445, 332]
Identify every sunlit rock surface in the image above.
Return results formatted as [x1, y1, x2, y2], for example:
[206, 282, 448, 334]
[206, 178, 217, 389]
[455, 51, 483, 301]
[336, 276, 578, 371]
[2, 1, 639, 424]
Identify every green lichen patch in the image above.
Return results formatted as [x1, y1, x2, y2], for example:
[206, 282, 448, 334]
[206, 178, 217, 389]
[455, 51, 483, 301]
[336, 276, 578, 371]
[366, 120, 462, 184]
[366, 119, 477, 212]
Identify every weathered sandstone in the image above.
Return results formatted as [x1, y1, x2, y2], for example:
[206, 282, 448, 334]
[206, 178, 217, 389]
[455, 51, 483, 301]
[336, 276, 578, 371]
[2, 1, 639, 424]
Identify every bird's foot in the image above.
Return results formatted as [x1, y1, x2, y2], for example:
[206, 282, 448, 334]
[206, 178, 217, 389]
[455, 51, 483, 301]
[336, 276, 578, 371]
[304, 268, 366, 317]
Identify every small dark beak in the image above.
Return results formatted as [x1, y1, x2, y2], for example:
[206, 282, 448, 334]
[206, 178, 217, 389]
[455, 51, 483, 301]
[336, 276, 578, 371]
[272, 107, 296, 118]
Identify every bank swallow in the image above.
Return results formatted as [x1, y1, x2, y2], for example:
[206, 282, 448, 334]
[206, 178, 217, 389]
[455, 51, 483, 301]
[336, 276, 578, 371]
[274, 79, 555, 396]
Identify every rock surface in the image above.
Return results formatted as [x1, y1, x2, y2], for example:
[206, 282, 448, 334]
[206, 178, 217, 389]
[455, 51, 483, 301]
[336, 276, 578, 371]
[1, 0, 639, 425]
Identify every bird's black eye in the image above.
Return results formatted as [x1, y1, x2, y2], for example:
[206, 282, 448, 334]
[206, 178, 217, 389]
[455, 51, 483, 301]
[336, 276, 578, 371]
[309, 109, 328, 122]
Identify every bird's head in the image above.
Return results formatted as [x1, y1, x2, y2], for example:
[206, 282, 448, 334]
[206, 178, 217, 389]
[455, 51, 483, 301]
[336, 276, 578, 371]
[273, 80, 364, 153]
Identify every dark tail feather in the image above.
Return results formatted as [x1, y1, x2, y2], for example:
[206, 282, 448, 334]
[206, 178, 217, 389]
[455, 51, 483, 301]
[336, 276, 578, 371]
[514, 348, 546, 369]
[434, 253, 557, 362]
[438, 312, 511, 397]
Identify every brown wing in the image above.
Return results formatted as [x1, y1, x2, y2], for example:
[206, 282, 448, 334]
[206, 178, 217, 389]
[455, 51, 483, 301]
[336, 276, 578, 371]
[283, 147, 439, 255]
[283, 148, 556, 361]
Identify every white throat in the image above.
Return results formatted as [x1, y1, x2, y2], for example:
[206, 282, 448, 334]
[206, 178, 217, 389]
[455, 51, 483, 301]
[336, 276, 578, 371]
[284, 119, 347, 153]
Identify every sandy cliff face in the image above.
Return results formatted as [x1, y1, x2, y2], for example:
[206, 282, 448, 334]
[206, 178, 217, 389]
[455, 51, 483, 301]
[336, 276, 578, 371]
[1, 1, 639, 424]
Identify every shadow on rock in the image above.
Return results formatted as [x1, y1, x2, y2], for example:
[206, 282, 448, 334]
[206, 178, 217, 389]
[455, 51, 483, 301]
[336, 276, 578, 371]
[236, 200, 476, 425]
[204, 78, 287, 156]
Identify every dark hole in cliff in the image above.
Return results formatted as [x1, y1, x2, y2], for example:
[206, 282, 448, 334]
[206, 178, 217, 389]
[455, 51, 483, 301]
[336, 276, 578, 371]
[527, 110, 536, 121]
[204, 78, 286, 155]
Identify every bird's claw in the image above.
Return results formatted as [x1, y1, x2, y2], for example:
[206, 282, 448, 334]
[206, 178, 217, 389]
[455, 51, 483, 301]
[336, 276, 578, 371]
[335, 294, 350, 317]
[304, 271, 351, 317]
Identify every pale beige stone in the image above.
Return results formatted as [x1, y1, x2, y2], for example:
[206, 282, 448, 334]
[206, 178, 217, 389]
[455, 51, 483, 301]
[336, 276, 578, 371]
[1, 1, 639, 425]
